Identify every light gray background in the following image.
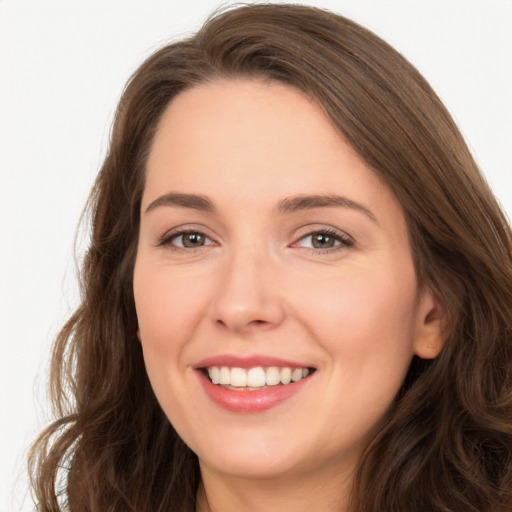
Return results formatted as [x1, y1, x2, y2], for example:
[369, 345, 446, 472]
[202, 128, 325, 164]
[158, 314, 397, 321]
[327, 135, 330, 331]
[1, 1, 511, 510]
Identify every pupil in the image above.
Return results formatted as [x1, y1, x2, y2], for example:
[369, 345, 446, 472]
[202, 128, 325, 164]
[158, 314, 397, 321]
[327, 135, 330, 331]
[313, 234, 334, 248]
[183, 233, 204, 247]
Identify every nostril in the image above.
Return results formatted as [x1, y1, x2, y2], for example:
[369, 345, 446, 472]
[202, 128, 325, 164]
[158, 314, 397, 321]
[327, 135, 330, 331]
[215, 318, 269, 328]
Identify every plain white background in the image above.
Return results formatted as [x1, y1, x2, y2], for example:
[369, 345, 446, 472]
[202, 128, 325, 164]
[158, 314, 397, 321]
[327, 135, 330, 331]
[1, 1, 511, 510]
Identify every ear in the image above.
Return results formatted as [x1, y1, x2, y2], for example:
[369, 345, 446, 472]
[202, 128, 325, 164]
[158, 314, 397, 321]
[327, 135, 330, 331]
[136, 328, 142, 342]
[413, 287, 447, 359]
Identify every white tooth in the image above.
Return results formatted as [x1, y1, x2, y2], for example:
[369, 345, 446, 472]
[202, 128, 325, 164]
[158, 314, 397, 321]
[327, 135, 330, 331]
[280, 367, 292, 385]
[291, 368, 303, 382]
[230, 367, 247, 387]
[302, 368, 309, 378]
[209, 366, 220, 384]
[247, 367, 266, 387]
[219, 366, 231, 385]
[266, 366, 281, 386]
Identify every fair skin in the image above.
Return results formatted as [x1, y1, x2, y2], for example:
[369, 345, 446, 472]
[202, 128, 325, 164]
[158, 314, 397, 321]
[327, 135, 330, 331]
[133, 79, 444, 512]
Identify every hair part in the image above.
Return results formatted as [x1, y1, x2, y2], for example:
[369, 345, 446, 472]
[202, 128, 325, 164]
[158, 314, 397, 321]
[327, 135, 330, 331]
[30, 4, 512, 511]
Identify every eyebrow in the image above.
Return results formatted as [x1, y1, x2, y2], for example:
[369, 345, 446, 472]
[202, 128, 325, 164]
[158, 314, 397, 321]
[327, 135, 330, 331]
[145, 193, 215, 214]
[144, 191, 377, 223]
[277, 194, 377, 222]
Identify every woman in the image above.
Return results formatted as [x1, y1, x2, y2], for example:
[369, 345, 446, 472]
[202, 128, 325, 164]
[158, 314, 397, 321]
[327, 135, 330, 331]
[29, 4, 512, 511]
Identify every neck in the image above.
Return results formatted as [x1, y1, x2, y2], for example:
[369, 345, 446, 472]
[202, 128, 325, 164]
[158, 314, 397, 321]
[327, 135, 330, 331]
[195, 461, 354, 512]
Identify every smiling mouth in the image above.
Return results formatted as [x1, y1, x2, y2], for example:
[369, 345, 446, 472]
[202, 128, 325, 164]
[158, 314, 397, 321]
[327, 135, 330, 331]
[202, 366, 315, 390]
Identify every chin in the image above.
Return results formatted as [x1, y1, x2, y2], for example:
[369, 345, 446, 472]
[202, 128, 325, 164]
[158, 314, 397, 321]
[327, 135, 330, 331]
[185, 423, 309, 480]
[199, 449, 306, 481]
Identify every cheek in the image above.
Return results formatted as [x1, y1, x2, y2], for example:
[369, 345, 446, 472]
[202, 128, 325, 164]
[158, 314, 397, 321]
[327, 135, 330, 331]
[132, 260, 218, 426]
[294, 263, 419, 368]
[133, 261, 213, 351]
[301, 267, 419, 429]
[133, 260, 212, 426]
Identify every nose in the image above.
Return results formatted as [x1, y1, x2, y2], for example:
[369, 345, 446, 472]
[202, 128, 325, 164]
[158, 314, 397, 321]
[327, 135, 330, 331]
[210, 244, 286, 333]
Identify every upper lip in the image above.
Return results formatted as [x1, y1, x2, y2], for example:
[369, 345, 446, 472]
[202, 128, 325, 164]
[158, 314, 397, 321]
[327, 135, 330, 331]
[195, 354, 314, 369]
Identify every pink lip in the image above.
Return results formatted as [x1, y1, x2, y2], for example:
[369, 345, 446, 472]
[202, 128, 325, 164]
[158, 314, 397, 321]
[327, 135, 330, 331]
[195, 354, 309, 369]
[197, 370, 310, 413]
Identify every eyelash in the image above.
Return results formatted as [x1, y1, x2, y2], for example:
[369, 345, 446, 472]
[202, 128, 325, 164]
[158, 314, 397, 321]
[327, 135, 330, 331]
[157, 227, 354, 254]
[292, 228, 354, 254]
[157, 229, 216, 250]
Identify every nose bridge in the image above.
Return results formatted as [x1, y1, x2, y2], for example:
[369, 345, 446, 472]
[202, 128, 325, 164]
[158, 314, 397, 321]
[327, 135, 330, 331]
[211, 237, 284, 331]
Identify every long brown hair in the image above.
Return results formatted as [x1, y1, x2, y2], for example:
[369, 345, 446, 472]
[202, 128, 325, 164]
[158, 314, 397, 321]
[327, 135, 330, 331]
[30, 4, 512, 511]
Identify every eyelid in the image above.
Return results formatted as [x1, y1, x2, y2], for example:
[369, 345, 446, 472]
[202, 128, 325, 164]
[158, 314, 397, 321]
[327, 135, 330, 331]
[156, 224, 218, 249]
[290, 226, 354, 252]
[155, 223, 353, 254]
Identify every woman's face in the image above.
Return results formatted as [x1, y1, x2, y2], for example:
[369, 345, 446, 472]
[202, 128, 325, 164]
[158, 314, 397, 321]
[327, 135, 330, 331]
[134, 79, 442, 483]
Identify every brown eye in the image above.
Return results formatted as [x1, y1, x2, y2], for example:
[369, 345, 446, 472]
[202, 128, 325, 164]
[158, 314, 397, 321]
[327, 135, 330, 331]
[181, 232, 205, 247]
[167, 231, 213, 249]
[294, 229, 353, 252]
[311, 233, 336, 248]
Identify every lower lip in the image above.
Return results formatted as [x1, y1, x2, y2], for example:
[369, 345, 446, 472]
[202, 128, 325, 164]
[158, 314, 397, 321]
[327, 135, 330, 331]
[197, 371, 310, 412]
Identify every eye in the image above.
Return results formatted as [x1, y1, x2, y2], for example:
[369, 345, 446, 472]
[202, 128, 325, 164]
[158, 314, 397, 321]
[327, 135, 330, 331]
[293, 229, 353, 252]
[159, 230, 215, 249]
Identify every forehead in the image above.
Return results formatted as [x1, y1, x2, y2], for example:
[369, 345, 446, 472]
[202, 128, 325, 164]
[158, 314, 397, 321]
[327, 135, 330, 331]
[143, 78, 403, 227]
[147, 78, 342, 172]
